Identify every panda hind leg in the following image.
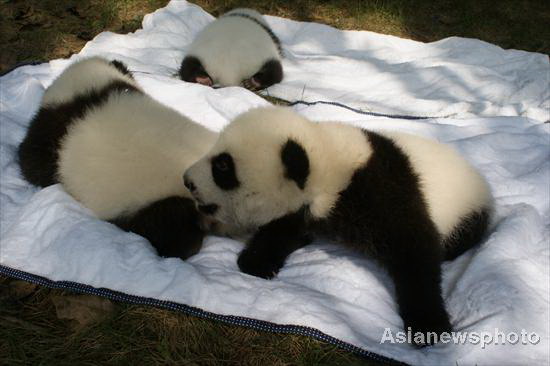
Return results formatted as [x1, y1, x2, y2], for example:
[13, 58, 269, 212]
[111, 196, 205, 260]
[242, 59, 283, 91]
[384, 231, 452, 347]
[178, 56, 213, 86]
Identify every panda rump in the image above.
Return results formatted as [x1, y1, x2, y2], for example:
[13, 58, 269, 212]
[178, 8, 283, 89]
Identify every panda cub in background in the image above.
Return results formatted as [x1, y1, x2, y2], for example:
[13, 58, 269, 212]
[179, 8, 283, 90]
[18, 57, 218, 260]
[184, 107, 493, 345]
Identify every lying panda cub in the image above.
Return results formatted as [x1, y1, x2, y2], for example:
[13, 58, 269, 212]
[184, 107, 493, 345]
[179, 8, 283, 90]
[18, 57, 218, 260]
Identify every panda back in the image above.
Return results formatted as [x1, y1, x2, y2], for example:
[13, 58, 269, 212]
[57, 91, 217, 220]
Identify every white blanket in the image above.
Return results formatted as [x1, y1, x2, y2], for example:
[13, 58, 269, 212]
[1, 1, 548, 365]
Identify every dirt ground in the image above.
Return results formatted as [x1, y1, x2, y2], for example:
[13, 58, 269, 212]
[1, 0, 548, 73]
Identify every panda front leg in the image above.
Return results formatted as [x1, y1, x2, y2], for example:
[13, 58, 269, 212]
[111, 196, 205, 260]
[385, 239, 452, 347]
[237, 209, 311, 279]
[178, 56, 213, 86]
[242, 59, 283, 91]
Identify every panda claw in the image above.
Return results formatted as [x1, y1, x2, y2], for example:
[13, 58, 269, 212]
[195, 75, 213, 86]
[242, 77, 262, 91]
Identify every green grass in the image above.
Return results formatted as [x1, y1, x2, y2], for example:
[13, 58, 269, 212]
[0, 277, 372, 365]
[1, 0, 548, 364]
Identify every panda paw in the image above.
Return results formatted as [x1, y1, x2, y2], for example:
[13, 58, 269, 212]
[404, 312, 453, 347]
[242, 77, 262, 91]
[237, 248, 282, 279]
[195, 75, 213, 86]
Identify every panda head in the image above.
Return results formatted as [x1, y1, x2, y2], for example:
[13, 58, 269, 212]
[184, 107, 312, 231]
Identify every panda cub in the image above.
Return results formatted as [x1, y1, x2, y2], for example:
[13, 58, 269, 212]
[183, 107, 493, 345]
[18, 57, 218, 259]
[179, 8, 283, 90]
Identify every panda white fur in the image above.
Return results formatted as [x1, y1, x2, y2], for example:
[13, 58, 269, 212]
[18, 57, 218, 259]
[184, 106, 493, 345]
[178, 8, 283, 90]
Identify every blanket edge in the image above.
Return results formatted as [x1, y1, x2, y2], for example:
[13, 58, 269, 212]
[0, 264, 406, 366]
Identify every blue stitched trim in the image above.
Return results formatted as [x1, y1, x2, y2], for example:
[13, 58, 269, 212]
[287, 99, 448, 120]
[0, 264, 406, 365]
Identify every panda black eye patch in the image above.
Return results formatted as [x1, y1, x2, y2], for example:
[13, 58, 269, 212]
[211, 153, 239, 190]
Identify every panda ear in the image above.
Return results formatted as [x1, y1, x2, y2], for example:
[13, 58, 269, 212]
[281, 139, 309, 190]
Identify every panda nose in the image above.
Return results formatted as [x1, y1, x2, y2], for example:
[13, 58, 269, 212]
[183, 175, 196, 192]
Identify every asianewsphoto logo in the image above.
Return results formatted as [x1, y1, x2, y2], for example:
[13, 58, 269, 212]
[380, 328, 541, 348]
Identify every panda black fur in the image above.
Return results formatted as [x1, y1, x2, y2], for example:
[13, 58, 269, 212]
[183, 107, 493, 345]
[178, 8, 283, 90]
[18, 57, 218, 260]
